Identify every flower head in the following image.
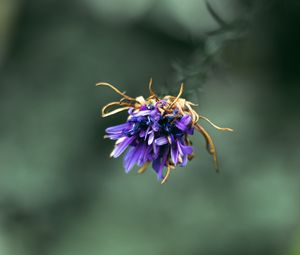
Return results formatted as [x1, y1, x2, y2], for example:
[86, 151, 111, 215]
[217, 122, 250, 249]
[97, 79, 233, 184]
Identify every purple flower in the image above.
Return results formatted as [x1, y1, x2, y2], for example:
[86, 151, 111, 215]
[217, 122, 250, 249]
[97, 80, 233, 184]
[106, 103, 194, 180]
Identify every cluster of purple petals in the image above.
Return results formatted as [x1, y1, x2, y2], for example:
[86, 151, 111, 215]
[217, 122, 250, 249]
[105, 101, 194, 179]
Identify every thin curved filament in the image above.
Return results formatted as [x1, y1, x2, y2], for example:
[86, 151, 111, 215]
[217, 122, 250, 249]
[199, 115, 233, 132]
[138, 161, 150, 174]
[102, 101, 130, 117]
[148, 78, 155, 96]
[169, 83, 184, 108]
[96, 82, 137, 101]
[161, 165, 171, 184]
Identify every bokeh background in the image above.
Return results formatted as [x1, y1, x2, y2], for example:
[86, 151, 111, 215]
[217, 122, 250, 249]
[0, 0, 300, 254]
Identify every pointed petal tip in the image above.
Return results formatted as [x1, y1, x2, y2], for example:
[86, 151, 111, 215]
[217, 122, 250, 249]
[124, 167, 131, 174]
[157, 174, 164, 182]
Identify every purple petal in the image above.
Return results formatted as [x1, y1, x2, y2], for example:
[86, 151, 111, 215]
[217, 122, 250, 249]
[106, 123, 131, 134]
[175, 115, 192, 131]
[186, 127, 194, 135]
[177, 140, 184, 155]
[181, 115, 192, 125]
[144, 126, 151, 141]
[148, 131, 154, 145]
[145, 145, 154, 162]
[152, 158, 162, 178]
[110, 136, 135, 158]
[152, 142, 159, 157]
[133, 110, 151, 117]
[155, 136, 168, 146]
[171, 145, 178, 165]
[139, 130, 146, 138]
[140, 105, 148, 110]
[181, 145, 193, 155]
[123, 143, 150, 172]
[152, 122, 160, 132]
[155, 100, 167, 107]
[128, 107, 134, 115]
[176, 140, 193, 156]
[123, 146, 136, 172]
[105, 133, 124, 140]
[180, 154, 188, 167]
[152, 147, 169, 180]
[175, 121, 187, 132]
[152, 159, 164, 180]
[137, 143, 148, 166]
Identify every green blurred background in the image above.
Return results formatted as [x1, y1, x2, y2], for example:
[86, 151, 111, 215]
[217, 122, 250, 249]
[0, 0, 300, 254]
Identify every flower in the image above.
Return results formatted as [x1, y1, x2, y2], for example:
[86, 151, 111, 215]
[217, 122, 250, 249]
[97, 79, 233, 184]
